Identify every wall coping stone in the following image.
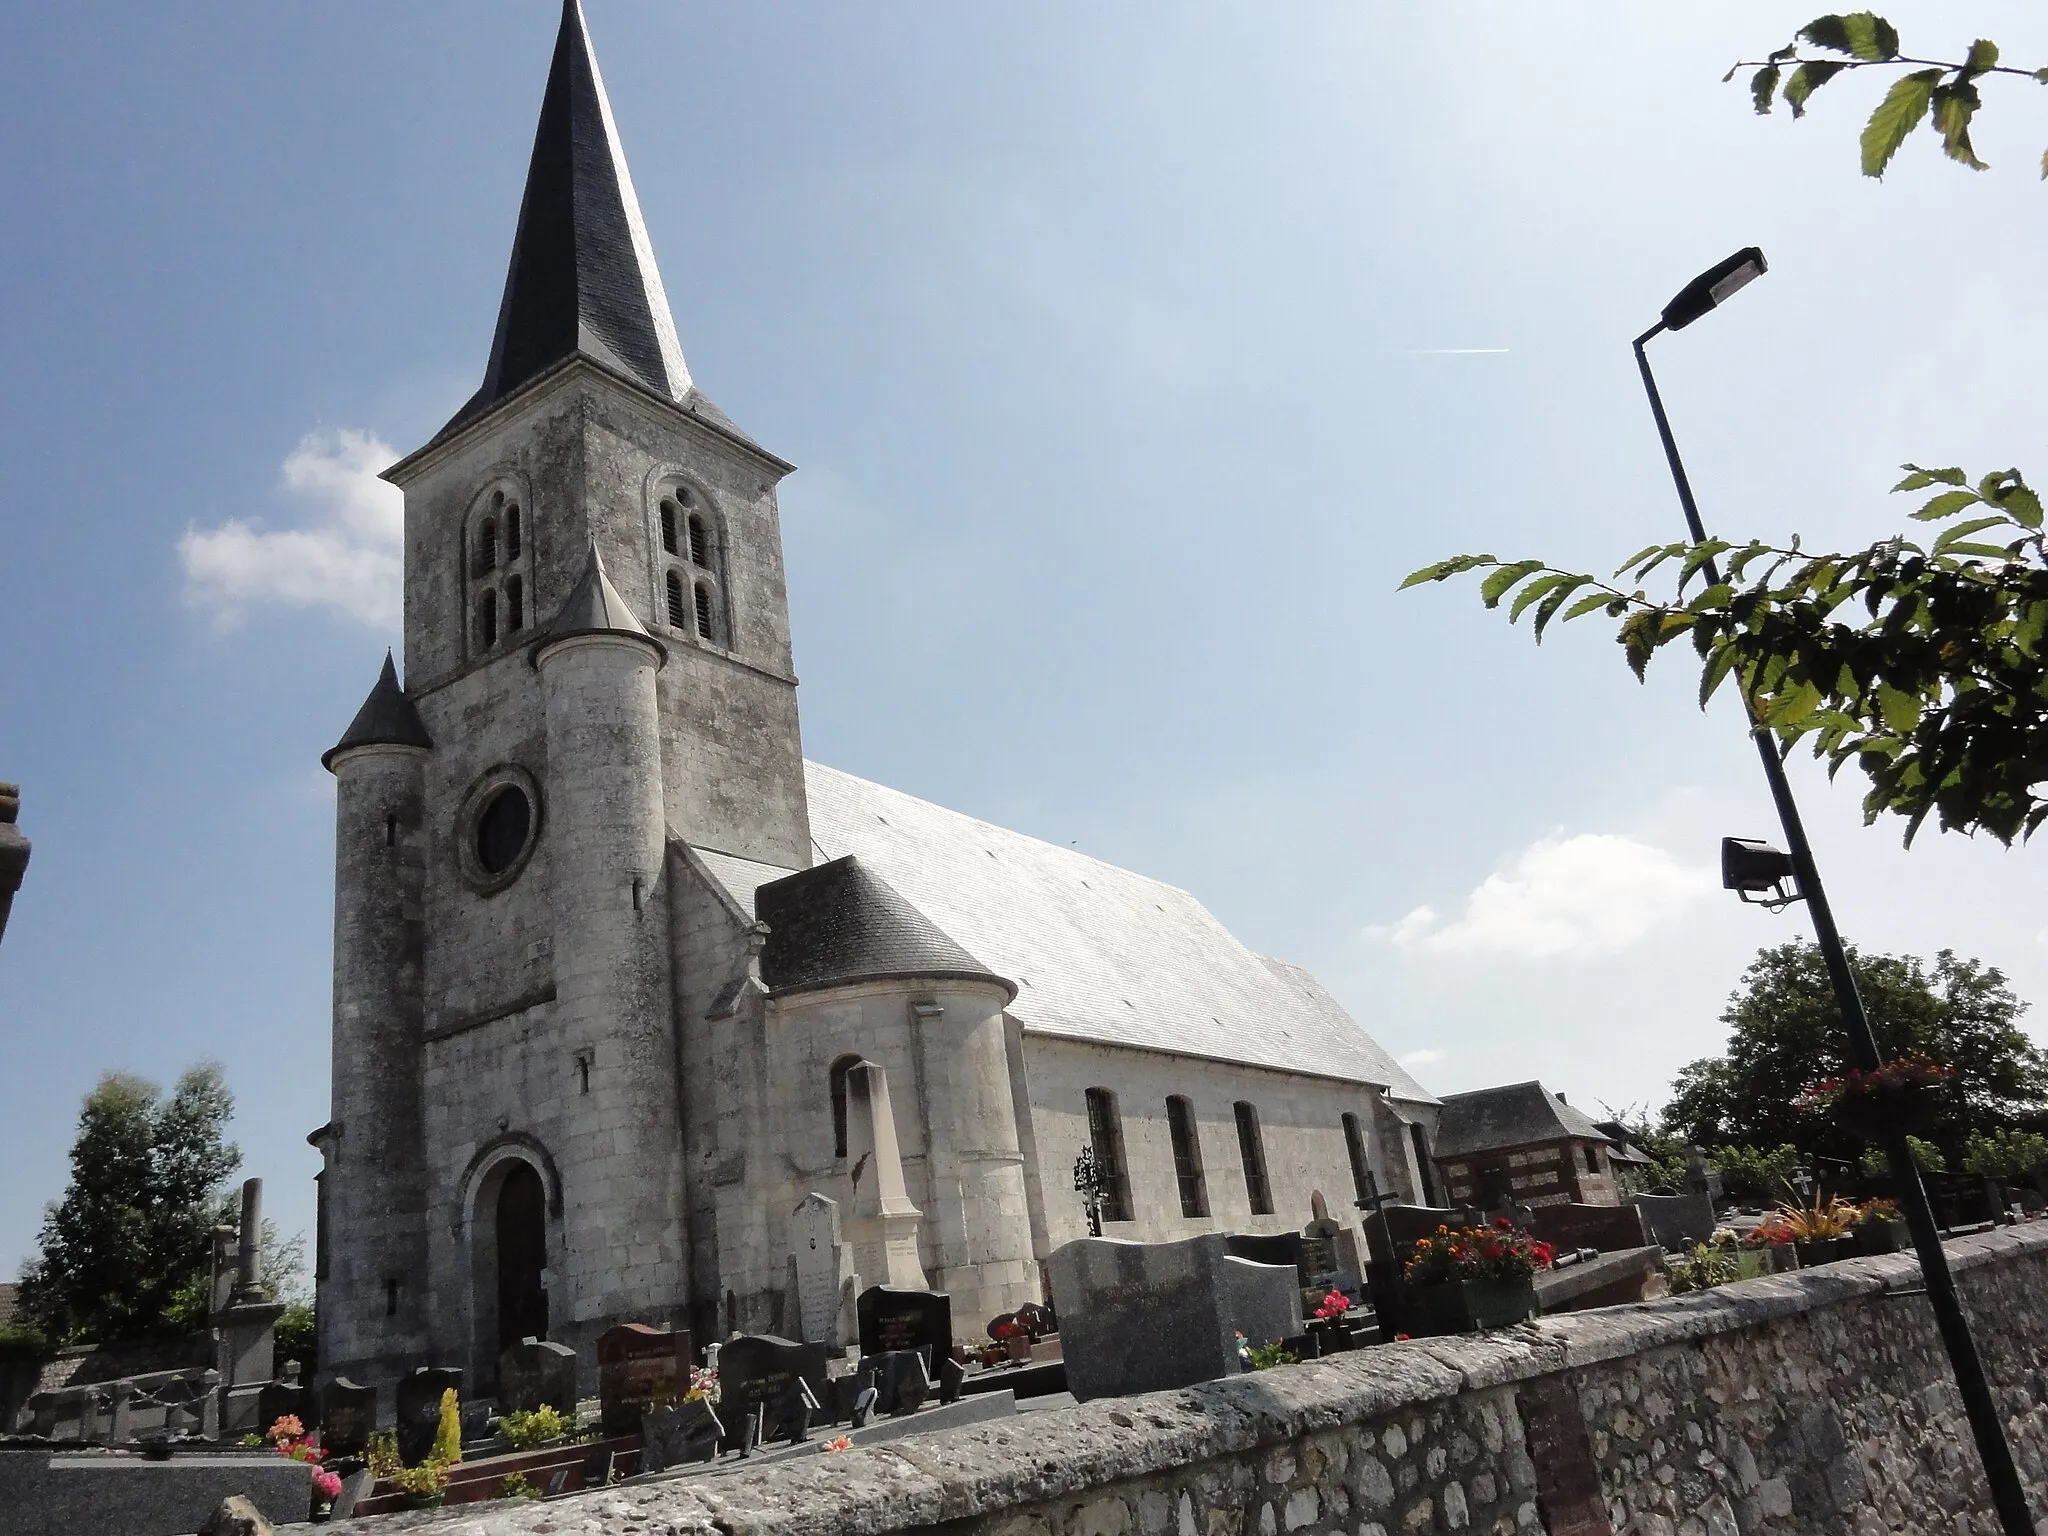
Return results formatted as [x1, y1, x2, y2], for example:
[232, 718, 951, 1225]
[351, 1224, 2048, 1536]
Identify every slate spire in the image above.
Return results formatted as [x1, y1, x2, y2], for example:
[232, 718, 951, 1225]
[443, 0, 691, 436]
[323, 652, 434, 770]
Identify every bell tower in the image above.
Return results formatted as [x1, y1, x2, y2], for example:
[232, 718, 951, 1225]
[322, 0, 810, 1387]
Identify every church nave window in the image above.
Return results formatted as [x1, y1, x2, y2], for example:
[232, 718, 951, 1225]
[829, 1054, 865, 1160]
[1084, 1088, 1132, 1223]
[1167, 1095, 1207, 1218]
[1234, 1100, 1272, 1216]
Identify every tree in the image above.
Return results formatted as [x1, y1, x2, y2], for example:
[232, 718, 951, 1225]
[17, 1065, 241, 1343]
[1663, 941, 2048, 1165]
[1404, 16, 2048, 846]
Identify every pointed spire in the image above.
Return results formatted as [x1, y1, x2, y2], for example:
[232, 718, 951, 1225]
[323, 652, 433, 770]
[442, 0, 690, 436]
[533, 541, 666, 664]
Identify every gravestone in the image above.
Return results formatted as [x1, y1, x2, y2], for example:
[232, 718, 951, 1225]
[255, 1376, 307, 1438]
[395, 1366, 462, 1466]
[1049, 1233, 1300, 1402]
[856, 1285, 952, 1364]
[834, 1370, 878, 1428]
[791, 1192, 860, 1349]
[715, 1334, 830, 1448]
[842, 1062, 930, 1289]
[318, 1378, 375, 1459]
[330, 1469, 376, 1520]
[597, 1323, 686, 1435]
[857, 1349, 932, 1416]
[1015, 1301, 1054, 1339]
[1301, 1198, 1365, 1306]
[641, 1397, 723, 1472]
[499, 1336, 578, 1415]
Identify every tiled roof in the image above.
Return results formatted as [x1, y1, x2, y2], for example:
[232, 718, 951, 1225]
[755, 855, 1013, 999]
[689, 763, 1434, 1101]
[1433, 1081, 1610, 1159]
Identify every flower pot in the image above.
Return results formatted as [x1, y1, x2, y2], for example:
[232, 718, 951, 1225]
[1308, 1318, 1354, 1354]
[1764, 1243, 1800, 1273]
[1854, 1221, 1905, 1256]
[1794, 1237, 1849, 1267]
[1004, 1336, 1031, 1362]
[1407, 1278, 1536, 1336]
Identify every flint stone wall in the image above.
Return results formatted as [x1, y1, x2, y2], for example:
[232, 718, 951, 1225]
[351, 1226, 2048, 1535]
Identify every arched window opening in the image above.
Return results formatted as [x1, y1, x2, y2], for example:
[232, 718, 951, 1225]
[478, 589, 499, 650]
[829, 1055, 865, 1160]
[505, 575, 524, 634]
[694, 583, 715, 640]
[504, 506, 522, 561]
[476, 520, 498, 576]
[1085, 1088, 1132, 1223]
[687, 513, 710, 567]
[1167, 1095, 1207, 1218]
[666, 571, 687, 629]
[1234, 1101, 1272, 1215]
[660, 499, 679, 556]
[1342, 1112, 1374, 1208]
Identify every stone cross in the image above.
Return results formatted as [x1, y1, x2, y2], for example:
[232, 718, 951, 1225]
[842, 1063, 929, 1291]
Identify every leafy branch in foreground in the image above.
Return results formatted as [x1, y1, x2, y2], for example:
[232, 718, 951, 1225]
[1403, 467, 2048, 846]
[1729, 13, 2048, 177]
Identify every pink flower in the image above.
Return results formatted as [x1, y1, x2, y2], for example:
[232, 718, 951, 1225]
[313, 1468, 343, 1501]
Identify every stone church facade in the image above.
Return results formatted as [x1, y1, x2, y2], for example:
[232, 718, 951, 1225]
[312, 0, 1438, 1394]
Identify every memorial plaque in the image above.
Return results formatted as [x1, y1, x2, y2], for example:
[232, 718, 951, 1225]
[856, 1285, 952, 1363]
[715, 1334, 829, 1448]
[318, 1378, 375, 1459]
[597, 1323, 682, 1436]
[499, 1337, 578, 1415]
[395, 1366, 462, 1466]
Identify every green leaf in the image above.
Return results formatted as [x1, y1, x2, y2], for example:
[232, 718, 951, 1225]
[1938, 542, 2012, 561]
[1895, 463, 1967, 491]
[1932, 515, 2009, 554]
[1531, 579, 1588, 642]
[1399, 554, 1494, 589]
[1686, 582, 1734, 614]
[1698, 644, 1741, 709]
[1964, 39, 2000, 72]
[1798, 15, 1855, 54]
[1785, 60, 1848, 116]
[1999, 484, 2044, 531]
[1479, 560, 1545, 608]
[1508, 571, 1575, 623]
[1844, 12, 1901, 61]
[1875, 684, 1922, 733]
[1678, 539, 1732, 589]
[1615, 543, 1673, 577]
[1861, 69, 1941, 178]
[1931, 81, 1987, 170]
[1752, 65, 1783, 114]
[1910, 488, 1983, 522]
[1561, 591, 1615, 623]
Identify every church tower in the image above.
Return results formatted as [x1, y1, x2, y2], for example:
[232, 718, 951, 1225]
[319, 0, 807, 1388]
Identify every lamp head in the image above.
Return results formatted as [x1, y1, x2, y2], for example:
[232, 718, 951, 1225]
[1662, 247, 1767, 332]
[1721, 835, 1802, 910]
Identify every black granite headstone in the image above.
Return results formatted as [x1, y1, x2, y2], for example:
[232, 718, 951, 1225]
[857, 1348, 932, 1416]
[499, 1337, 579, 1415]
[1226, 1232, 1305, 1276]
[833, 1370, 877, 1429]
[395, 1366, 463, 1467]
[256, 1379, 307, 1438]
[641, 1398, 723, 1472]
[318, 1378, 375, 1459]
[939, 1355, 965, 1405]
[857, 1285, 953, 1361]
[715, 1335, 829, 1449]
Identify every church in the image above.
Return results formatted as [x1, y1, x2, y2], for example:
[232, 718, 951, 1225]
[312, 0, 1439, 1393]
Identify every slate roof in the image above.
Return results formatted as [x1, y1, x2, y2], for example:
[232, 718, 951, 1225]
[437, 0, 690, 440]
[533, 542, 663, 659]
[323, 652, 433, 769]
[1432, 1081, 1612, 1159]
[688, 763, 1434, 1100]
[755, 855, 1014, 999]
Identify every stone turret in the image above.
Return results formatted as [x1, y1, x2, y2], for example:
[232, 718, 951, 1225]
[532, 544, 687, 1330]
[319, 652, 432, 1383]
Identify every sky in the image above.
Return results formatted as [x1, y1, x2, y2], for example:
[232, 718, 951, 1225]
[2, 3, 2045, 1279]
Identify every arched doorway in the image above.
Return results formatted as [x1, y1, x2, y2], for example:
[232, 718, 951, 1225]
[496, 1161, 549, 1352]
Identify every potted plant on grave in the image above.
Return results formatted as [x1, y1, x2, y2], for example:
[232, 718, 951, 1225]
[1796, 1055, 1957, 1141]
[1778, 1192, 1857, 1267]
[1401, 1218, 1552, 1336]
[1739, 1215, 1800, 1273]
[1853, 1198, 1907, 1256]
[992, 1317, 1032, 1363]
[1306, 1289, 1354, 1352]
[389, 1459, 450, 1510]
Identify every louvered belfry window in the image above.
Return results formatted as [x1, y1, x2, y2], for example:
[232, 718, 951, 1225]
[658, 483, 722, 644]
[1085, 1088, 1133, 1223]
[666, 571, 687, 629]
[468, 486, 529, 656]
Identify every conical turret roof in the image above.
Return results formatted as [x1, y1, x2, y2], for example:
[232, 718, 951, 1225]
[532, 542, 665, 663]
[323, 652, 433, 770]
[440, 0, 690, 437]
[755, 855, 1016, 999]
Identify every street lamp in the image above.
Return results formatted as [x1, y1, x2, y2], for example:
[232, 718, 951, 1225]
[1635, 253, 2036, 1536]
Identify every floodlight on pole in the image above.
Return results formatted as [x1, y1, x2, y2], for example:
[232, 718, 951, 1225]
[1634, 252, 2036, 1535]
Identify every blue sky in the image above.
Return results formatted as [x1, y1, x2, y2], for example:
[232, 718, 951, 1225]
[3, 3, 2046, 1277]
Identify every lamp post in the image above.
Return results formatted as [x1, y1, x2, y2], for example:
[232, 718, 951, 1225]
[1634, 251, 2036, 1535]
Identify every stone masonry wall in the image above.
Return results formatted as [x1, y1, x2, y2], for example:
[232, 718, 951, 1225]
[359, 1225, 2048, 1535]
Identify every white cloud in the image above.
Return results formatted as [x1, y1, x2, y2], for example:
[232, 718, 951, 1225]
[1365, 832, 1711, 959]
[1399, 1047, 1444, 1068]
[179, 429, 403, 629]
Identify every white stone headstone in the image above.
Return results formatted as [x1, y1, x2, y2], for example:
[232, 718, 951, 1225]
[792, 1192, 853, 1347]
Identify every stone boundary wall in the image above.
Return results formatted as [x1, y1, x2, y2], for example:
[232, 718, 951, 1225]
[32, 1336, 209, 1396]
[359, 1227, 2048, 1535]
